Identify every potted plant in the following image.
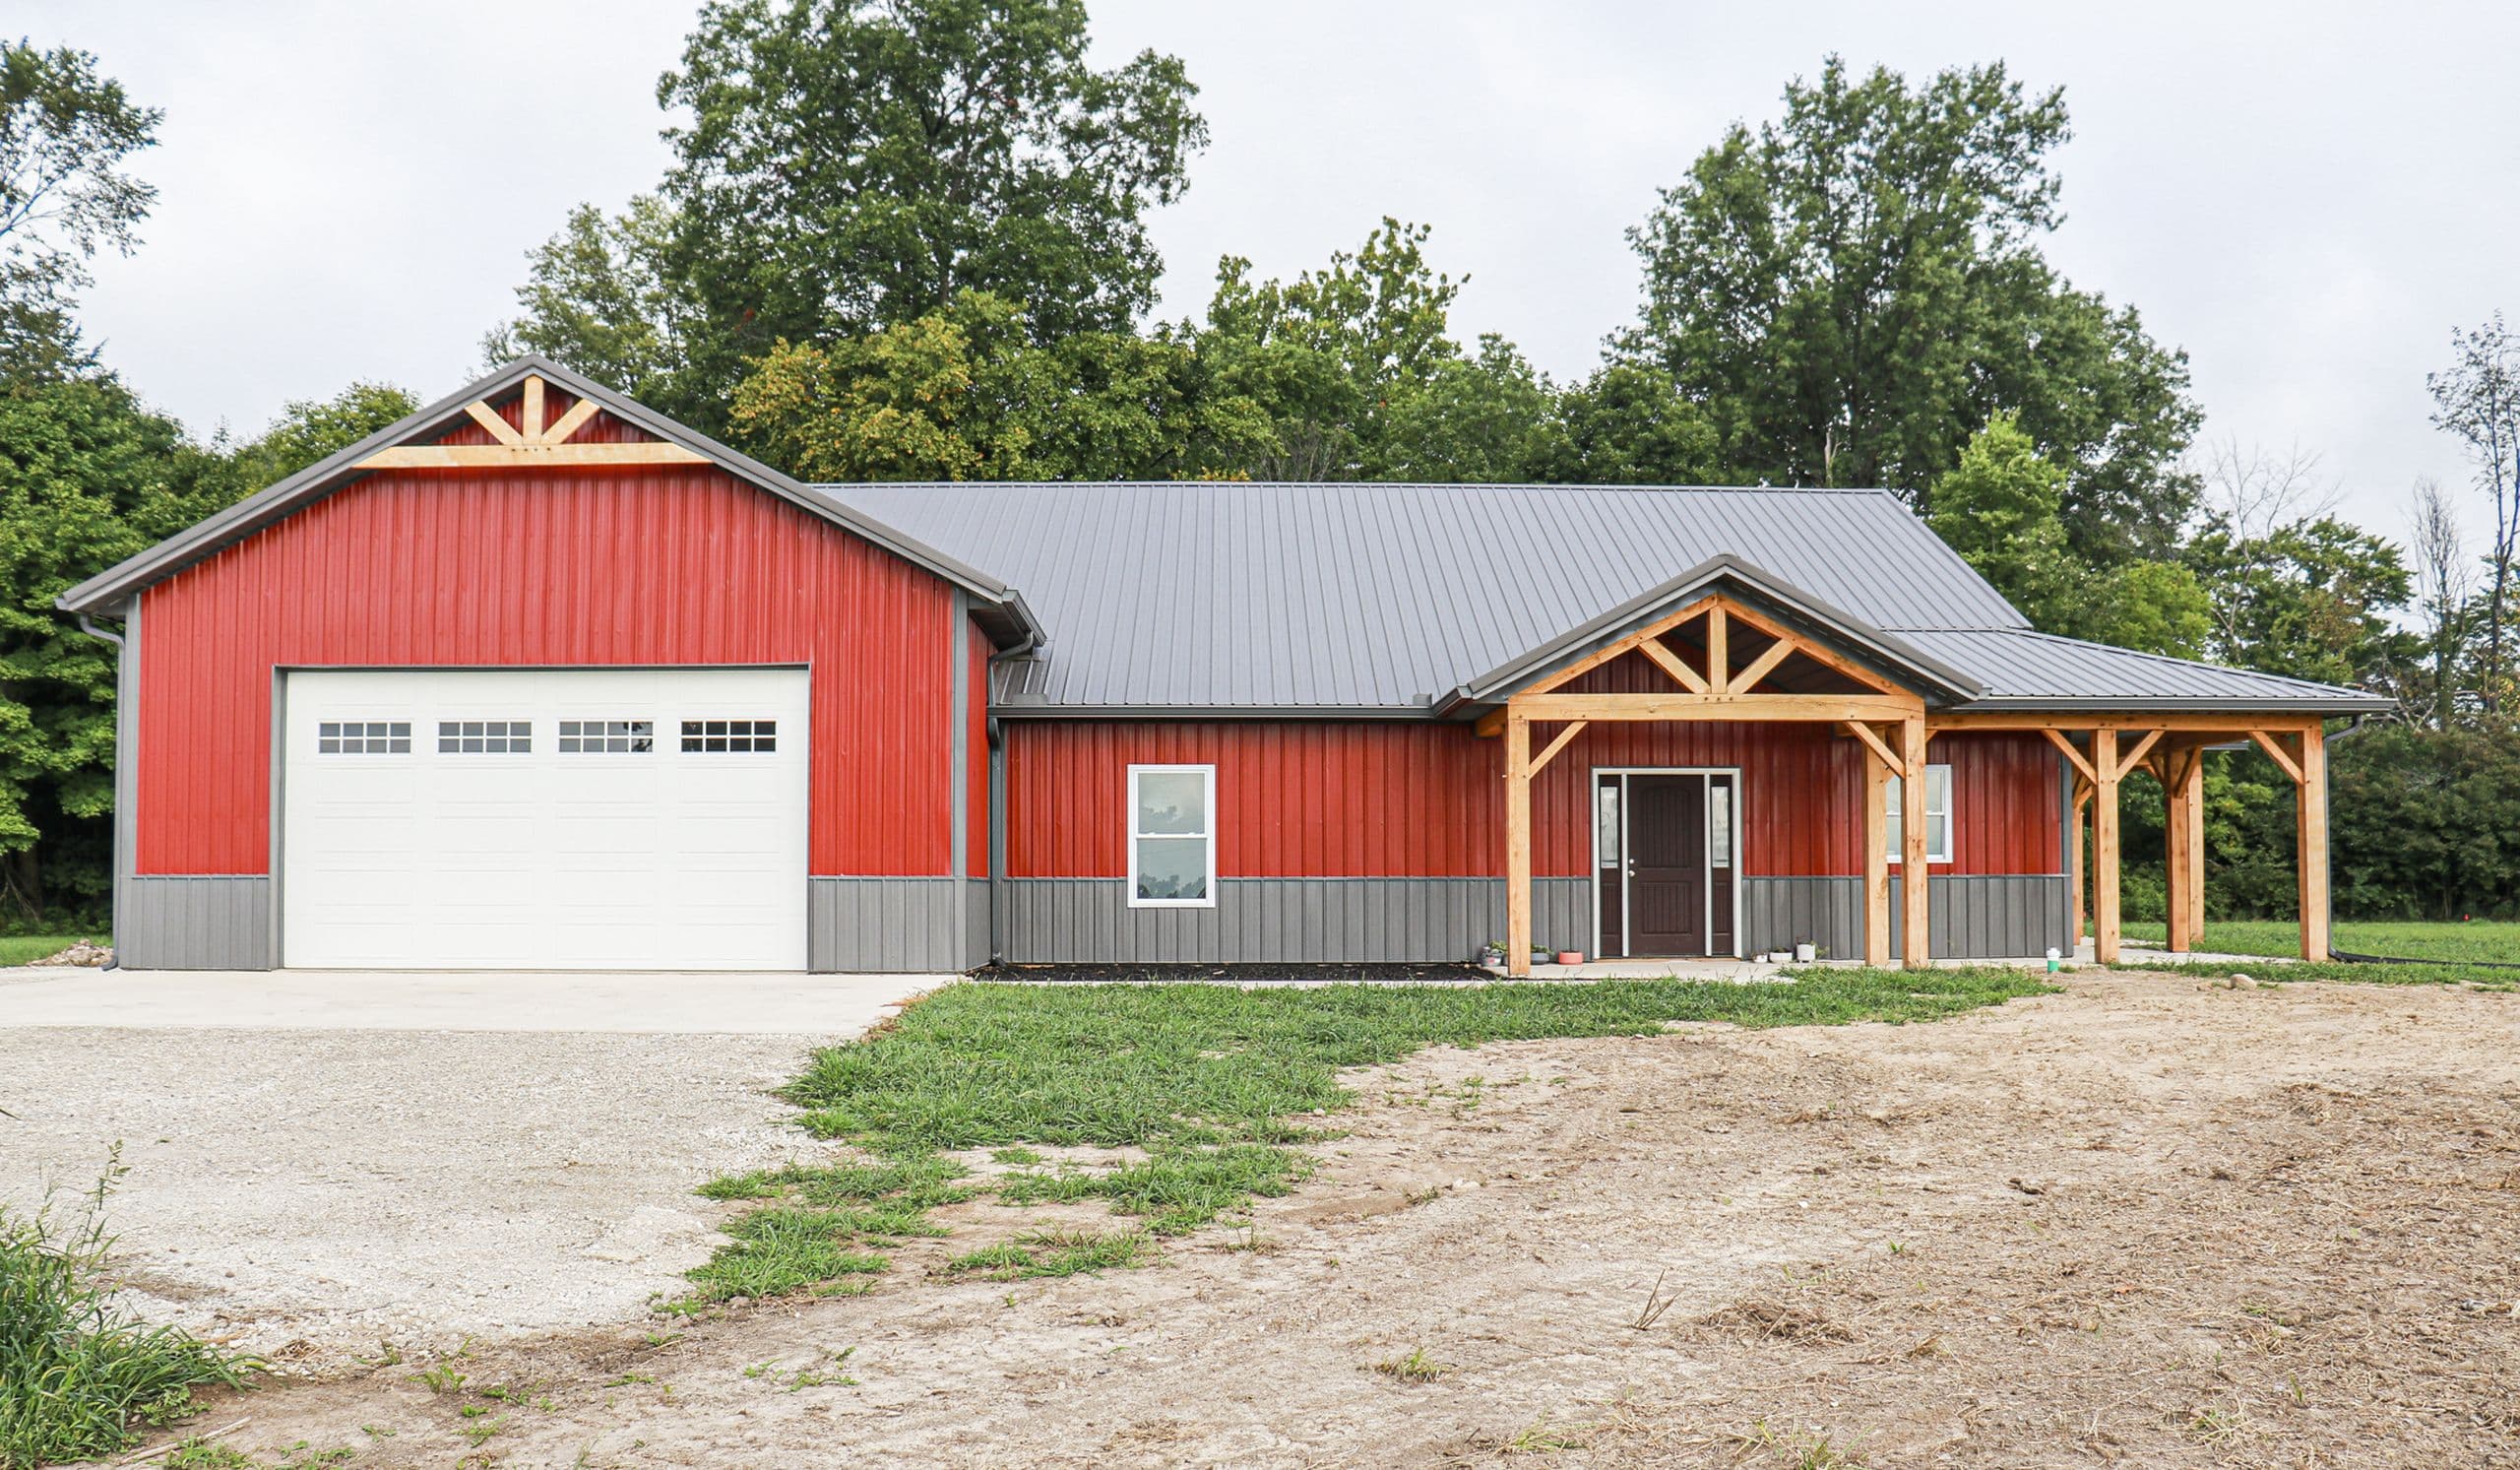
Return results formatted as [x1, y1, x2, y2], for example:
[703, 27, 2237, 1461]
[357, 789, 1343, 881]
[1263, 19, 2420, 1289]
[1479, 939, 1508, 968]
[1794, 939, 1817, 963]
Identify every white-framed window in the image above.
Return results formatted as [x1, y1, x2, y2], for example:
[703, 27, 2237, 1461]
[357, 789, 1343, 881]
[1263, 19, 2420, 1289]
[1885, 763, 1952, 864]
[1127, 764, 1215, 907]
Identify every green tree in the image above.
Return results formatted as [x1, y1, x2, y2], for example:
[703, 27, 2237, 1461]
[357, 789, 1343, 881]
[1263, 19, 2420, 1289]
[0, 41, 160, 379]
[1535, 363, 1727, 486]
[495, 0, 1206, 427]
[221, 381, 418, 489]
[1618, 56, 2198, 560]
[1192, 218, 1543, 481]
[2183, 516, 2413, 688]
[0, 375, 230, 917]
[728, 290, 1270, 482]
[1925, 414, 2209, 655]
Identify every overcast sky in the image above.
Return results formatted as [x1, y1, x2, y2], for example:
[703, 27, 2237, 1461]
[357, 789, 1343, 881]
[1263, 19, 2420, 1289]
[24, 1, 2518, 548]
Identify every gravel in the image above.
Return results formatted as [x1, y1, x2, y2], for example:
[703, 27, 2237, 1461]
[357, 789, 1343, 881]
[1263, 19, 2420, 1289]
[0, 1025, 839, 1367]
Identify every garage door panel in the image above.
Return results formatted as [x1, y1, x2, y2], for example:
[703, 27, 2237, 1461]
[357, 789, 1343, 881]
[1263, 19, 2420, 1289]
[283, 669, 809, 970]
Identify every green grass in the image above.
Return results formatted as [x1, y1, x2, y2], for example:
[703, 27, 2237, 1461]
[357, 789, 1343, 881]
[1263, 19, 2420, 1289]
[2118, 918, 2520, 965]
[1, 1160, 257, 1469]
[685, 968, 2053, 1303]
[0, 933, 103, 967]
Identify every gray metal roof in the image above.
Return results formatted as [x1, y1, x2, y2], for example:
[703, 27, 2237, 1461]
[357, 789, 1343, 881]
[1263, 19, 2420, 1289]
[1892, 628, 2395, 712]
[58, 356, 1044, 647]
[831, 479, 2387, 715]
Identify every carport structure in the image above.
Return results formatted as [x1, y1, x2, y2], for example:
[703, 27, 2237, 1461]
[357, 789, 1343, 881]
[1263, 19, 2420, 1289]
[1481, 570, 2341, 976]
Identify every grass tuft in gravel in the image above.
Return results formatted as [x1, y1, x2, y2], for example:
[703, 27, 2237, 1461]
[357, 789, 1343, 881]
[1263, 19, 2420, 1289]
[0, 1158, 258, 1469]
[686, 969, 2052, 1303]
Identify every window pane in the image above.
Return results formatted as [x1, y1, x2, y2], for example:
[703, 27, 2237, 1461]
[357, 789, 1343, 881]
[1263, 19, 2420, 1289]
[1927, 765, 1951, 816]
[1927, 814, 1949, 861]
[1135, 772, 1207, 835]
[1885, 774, 1903, 853]
[1135, 837, 1209, 901]
[1709, 781, 1732, 866]
[1595, 781, 1619, 866]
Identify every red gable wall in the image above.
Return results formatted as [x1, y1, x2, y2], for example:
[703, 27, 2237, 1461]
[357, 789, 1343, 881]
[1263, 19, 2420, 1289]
[136, 462, 963, 876]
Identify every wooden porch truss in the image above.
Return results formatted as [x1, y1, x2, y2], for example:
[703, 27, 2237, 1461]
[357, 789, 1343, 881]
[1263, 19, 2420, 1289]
[355, 374, 710, 471]
[1490, 593, 1932, 975]
[1485, 595, 2335, 977]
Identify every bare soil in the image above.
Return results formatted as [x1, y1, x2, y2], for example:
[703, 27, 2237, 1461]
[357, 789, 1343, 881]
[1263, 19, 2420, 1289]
[161, 973, 2520, 1467]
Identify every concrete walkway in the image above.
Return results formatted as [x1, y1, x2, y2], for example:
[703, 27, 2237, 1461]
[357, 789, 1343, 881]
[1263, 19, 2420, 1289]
[0, 966, 954, 1034]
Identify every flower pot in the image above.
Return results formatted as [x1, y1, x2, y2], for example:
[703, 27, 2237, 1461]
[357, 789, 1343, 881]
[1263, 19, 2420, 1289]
[1554, 950, 1584, 966]
[1795, 942, 1816, 963]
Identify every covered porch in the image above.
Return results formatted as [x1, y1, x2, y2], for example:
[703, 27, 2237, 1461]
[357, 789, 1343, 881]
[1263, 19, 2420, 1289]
[1463, 563, 2335, 977]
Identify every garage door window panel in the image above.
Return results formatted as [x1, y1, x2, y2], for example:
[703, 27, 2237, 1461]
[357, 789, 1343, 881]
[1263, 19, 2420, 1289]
[558, 720, 654, 753]
[437, 720, 532, 754]
[681, 719, 776, 753]
[317, 721, 410, 754]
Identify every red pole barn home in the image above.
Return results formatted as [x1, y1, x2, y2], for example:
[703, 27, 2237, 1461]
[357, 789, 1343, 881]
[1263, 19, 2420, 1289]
[60, 358, 2387, 975]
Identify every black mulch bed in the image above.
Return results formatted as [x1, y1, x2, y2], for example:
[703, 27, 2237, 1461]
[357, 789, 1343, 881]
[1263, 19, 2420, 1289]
[973, 962, 1495, 985]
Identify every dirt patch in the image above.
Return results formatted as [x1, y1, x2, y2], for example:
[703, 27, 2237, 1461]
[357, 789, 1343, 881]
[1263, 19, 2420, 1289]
[145, 974, 2520, 1466]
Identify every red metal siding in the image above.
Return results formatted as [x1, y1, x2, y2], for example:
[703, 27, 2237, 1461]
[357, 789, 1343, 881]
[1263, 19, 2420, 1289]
[1005, 722, 2058, 879]
[137, 464, 960, 875]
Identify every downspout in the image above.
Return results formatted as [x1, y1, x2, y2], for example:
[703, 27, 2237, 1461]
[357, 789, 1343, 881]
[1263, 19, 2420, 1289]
[983, 629, 1041, 967]
[76, 614, 127, 970]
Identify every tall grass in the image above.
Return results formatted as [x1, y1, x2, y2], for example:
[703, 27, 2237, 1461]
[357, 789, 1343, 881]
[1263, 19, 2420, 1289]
[0, 1156, 255, 1468]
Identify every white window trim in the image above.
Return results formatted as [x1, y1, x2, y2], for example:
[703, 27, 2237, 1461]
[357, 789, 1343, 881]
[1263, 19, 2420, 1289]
[1127, 763, 1217, 909]
[1885, 763, 1954, 865]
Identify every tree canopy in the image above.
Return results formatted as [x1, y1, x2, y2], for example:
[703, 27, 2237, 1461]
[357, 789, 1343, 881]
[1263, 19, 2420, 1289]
[1617, 56, 2199, 562]
[491, 0, 1206, 429]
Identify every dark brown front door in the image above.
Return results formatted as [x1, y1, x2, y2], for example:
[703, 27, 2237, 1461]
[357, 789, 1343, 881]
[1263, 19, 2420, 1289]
[1626, 775, 1706, 955]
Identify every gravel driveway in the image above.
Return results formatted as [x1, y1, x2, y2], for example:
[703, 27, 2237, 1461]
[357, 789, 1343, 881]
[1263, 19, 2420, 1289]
[0, 969, 938, 1368]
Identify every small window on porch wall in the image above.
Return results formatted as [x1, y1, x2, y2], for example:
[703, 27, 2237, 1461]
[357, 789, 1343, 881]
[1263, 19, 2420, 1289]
[1128, 764, 1215, 907]
[1885, 764, 1953, 864]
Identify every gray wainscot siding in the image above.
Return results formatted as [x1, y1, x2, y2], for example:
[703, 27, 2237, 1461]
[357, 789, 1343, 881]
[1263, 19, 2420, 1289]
[117, 875, 274, 970]
[1741, 874, 2069, 961]
[997, 877, 1590, 966]
[809, 877, 972, 972]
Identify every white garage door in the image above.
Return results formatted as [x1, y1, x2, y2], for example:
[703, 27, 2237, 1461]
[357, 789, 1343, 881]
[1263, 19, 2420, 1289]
[282, 669, 809, 970]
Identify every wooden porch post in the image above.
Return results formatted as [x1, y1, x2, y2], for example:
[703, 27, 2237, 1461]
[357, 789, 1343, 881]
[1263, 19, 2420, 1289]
[1899, 716, 1929, 967]
[1862, 734, 1891, 965]
[2093, 729, 2121, 964]
[2186, 751, 2207, 949]
[1505, 711, 1533, 977]
[2165, 747, 2192, 954]
[2299, 722, 2329, 961]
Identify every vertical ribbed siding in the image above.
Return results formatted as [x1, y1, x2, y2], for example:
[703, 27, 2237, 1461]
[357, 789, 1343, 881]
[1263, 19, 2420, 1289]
[136, 462, 961, 878]
[997, 878, 1589, 965]
[808, 878, 964, 972]
[116, 875, 273, 969]
[1006, 723, 2061, 881]
[1889, 875, 2072, 959]
[1739, 877, 1864, 958]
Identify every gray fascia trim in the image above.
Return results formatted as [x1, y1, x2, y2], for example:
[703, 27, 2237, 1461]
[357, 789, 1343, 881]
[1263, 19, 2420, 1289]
[988, 701, 1437, 721]
[1951, 696, 2396, 715]
[1441, 554, 1984, 710]
[56, 355, 1044, 650]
